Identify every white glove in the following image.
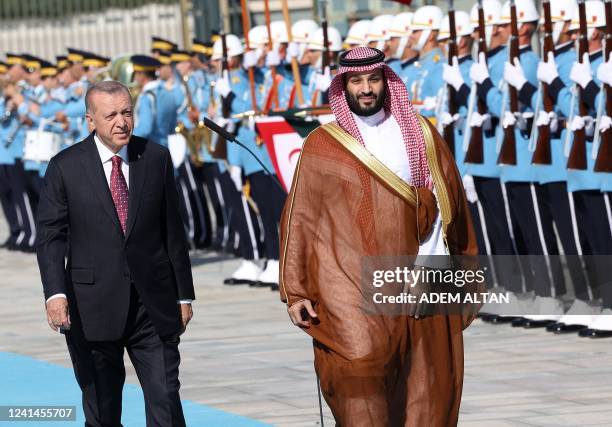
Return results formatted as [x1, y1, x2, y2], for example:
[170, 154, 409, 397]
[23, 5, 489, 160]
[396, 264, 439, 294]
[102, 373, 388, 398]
[229, 165, 243, 191]
[243, 50, 259, 69]
[266, 50, 281, 67]
[536, 110, 559, 132]
[599, 115, 612, 133]
[504, 57, 527, 90]
[502, 111, 517, 129]
[442, 56, 464, 91]
[215, 72, 231, 97]
[314, 66, 332, 92]
[287, 42, 300, 59]
[596, 53, 612, 86]
[537, 51, 559, 85]
[570, 115, 586, 131]
[462, 175, 478, 204]
[570, 53, 593, 89]
[440, 112, 460, 127]
[422, 96, 437, 111]
[469, 52, 490, 84]
[468, 112, 491, 128]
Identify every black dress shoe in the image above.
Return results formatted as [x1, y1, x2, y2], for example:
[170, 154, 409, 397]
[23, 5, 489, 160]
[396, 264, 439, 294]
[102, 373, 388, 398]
[511, 317, 528, 327]
[223, 278, 252, 285]
[270, 284, 279, 291]
[522, 319, 556, 328]
[579, 328, 612, 338]
[547, 322, 588, 333]
[481, 314, 519, 324]
[251, 281, 273, 288]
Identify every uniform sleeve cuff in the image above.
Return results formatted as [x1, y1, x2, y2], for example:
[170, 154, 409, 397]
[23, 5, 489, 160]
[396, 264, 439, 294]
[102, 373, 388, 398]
[177, 299, 192, 304]
[477, 78, 493, 102]
[519, 82, 537, 107]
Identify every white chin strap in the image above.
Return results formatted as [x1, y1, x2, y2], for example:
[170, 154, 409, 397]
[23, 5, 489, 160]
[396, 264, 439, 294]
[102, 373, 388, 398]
[486, 26, 494, 47]
[394, 36, 409, 59]
[415, 29, 431, 51]
[376, 40, 386, 51]
[552, 21, 565, 45]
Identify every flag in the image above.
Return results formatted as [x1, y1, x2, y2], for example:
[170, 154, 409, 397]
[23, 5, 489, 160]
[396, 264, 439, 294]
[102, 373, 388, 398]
[388, 0, 412, 4]
[255, 108, 334, 191]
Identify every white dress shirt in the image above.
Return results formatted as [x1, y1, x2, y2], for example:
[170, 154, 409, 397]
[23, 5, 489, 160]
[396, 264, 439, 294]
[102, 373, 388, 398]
[353, 111, 448, 260]
[46, 135, 191, 304]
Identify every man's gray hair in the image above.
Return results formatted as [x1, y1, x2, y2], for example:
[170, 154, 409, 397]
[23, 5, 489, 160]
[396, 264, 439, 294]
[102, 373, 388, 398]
[85, 80, 132, 113]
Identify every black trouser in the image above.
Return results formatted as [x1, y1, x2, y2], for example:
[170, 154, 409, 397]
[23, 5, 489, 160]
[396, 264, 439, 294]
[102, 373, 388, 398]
[176, 160, 211, 249]
[473, 177, 523, 293]
[6, 160, 35, 247]
[248, 171, 287, 260]
[538, 182, 590, 300]
[218, 170, 260, 260]
[0, 164, 20, 244]
[65, 287, 185, 427]
[505, 182, 566, 298]
[25, 169, 42, 215]
[198, 162, 228, 248]
[573, 190, 612, 306]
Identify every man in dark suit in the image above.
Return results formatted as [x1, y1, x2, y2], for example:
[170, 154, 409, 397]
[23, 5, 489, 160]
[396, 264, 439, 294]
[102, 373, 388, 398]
[36, 80, 195, 427]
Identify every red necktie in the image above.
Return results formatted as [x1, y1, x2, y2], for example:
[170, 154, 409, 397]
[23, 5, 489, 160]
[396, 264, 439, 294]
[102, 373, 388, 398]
[110, 156, 129, 234]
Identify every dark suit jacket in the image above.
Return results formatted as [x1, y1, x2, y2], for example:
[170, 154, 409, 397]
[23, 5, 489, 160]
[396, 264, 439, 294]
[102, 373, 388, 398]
[36, 133, 195, 341]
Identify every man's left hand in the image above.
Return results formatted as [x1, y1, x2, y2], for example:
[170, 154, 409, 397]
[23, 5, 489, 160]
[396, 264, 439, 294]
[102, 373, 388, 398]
[180, 303, 193, 335]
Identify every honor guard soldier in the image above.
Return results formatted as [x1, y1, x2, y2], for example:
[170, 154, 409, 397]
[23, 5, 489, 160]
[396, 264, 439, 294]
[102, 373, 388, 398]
[407, 5, 445, 119]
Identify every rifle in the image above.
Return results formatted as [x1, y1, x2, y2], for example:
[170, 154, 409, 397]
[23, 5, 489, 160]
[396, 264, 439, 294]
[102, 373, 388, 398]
[532, 0, 553, 164]
[318, 0, 331, 71]
[263, 0, 279, 112]
[443, 0, 458, 156]
[594, 0, 612, 172]
[498, 0, 518, 165]
[567, 0, 589, 169]
[464, 0, 487, 164]
[282, 0, 305, 106]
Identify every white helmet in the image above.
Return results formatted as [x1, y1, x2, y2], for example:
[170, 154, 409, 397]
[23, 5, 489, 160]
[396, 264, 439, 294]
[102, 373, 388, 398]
[410, 6, 443, 51]
[470, 0, 503, 46]
[389, 12, 413, 38]
[568, 0, 606, 38]
[542, 0, 577, 44]
[307, 26, 343, 52]
[438, 11, 474, 41]
[248, 25, 268, 49]
[367, 14, 395, 46]
[499, 0, 540, 25]
[410, 5, 444, 31]
[389, 12, 413, 59]
[270, 21, 289, 44]
[211, 34, 244, 60]
[344, 19, 372, 47]
[292, 19, 319, 44]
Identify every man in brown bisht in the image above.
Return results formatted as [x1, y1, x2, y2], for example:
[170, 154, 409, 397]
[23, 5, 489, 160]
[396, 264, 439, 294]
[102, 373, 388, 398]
[279, 47, 478, 426]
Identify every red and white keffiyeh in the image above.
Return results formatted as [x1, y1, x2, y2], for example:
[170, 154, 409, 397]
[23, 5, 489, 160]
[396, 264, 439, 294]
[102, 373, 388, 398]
[329, 47, 430, 188]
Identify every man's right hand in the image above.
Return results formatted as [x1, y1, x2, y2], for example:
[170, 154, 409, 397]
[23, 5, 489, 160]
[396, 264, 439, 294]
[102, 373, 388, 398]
[46, 297, 70, 332]
[288, 300, 317, 329]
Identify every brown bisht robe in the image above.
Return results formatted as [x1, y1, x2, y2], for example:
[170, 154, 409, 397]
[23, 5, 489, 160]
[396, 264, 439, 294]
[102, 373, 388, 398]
[279, 115, 478, 426]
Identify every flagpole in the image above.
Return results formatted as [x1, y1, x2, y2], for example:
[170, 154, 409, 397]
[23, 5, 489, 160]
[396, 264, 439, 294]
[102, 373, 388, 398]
[240, 0, 259, 113]
[263, 0, 279, 111]
[282, 0, 305, 106]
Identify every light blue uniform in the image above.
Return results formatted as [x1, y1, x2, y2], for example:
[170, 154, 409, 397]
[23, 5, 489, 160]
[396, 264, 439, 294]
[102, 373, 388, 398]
[414, 48, 445, 118]
[565, 51, 603, 192]
[466, 45, 507, 179]
[218, 68, 274, 177]
[482, 46, 539, 183]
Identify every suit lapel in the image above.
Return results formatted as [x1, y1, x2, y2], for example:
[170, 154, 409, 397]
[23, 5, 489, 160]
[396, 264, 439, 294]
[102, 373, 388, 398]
[81, 133, 123, 236]
[125, 138, 146, 240]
